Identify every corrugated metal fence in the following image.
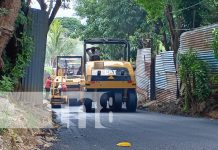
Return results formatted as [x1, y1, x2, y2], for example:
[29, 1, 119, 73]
[136, 49, 177, 103]
[179, 23, 218, 88]
[136, 48, 151, 104]
[156, 51, 177, 102]
[22, 9, 48, 92]
[136, 23, 218, 104]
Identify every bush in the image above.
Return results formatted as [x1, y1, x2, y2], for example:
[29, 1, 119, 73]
[0, 33, 33, 91]
[213, 28, 218, 60]
[0, 76, 14, 92]
[179, 50, 211, 113]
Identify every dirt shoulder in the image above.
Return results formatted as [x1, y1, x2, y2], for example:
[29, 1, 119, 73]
[139, 97, 218, 119]
[0, 96, 60, 150]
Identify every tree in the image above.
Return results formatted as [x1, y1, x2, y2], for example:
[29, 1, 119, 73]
[136, 0, 181, 64]
[197, 0, 218, 25]
[0, 0, 21, 69]
[179, 0, 209, 29]
[75, 0, 146, 60]
[56, 17, 83, 38]
[36, 0, 71, 27]
[136, 0, 210, 63]
[46, 19, 78, 67]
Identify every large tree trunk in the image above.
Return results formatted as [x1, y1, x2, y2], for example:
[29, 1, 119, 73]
[165, 4, 180, 65]
[0, 0, 21, 69]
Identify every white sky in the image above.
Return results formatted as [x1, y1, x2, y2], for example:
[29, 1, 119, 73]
[30, 0, 77, 18]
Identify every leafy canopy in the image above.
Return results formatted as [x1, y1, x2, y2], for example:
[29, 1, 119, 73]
[75, 0, 146, 60]
[46, 19, 79, 66]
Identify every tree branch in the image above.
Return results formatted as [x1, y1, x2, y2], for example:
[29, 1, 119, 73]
[26, 0, 31, 7]
[37, 0, 47, 11]
[47, 0, 54, 16]
[165, 4, 179, 65]
[48, 0, 62, 27]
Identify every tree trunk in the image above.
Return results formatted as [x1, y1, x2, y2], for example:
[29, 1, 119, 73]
[0, 0, 21, 69]
[162, 31, 170, 51]
[165, 4, 180, 65]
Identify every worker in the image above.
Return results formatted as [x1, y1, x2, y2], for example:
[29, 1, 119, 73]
[62, 82, 67, 94]
[86, 47, 100, 61]
[44, 76, 52, 100]
[57, 82, 67, 95]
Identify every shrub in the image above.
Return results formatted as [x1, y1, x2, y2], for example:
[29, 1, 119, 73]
[179, 49, 211, 113]
[213, 28, 218, 60]
[0, 76, 14, 92]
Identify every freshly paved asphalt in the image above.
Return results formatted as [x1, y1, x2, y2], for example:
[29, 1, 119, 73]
[48, 106, 218, 150]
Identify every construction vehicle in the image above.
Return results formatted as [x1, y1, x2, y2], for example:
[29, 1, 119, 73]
[83, 38, 137, 112]
[50, 56, 85, 108]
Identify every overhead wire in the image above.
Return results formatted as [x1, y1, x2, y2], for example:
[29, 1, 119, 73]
[171, 0, 205, 14]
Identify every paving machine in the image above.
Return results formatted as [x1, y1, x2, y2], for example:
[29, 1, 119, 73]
[83, 38, 137, 112]
[50, 56, 85, 108]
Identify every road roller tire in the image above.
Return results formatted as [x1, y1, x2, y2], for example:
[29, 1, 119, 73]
[126, 90, 137, 112]
[51, 104, 61, 109]
[84, 98, 92, 113]
[100, 93, 109, 109]
[113, 92, 122, 112]
[69, 98, 81, 106]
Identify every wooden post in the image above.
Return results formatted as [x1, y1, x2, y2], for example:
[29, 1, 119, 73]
[150, 38, 156, 100]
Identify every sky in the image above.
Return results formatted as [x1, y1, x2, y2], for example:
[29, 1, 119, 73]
[30, 0, 77, 18]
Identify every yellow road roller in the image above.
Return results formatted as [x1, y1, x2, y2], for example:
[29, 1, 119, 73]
[50, 56, 85, 108]
[83, 38, 137, 112]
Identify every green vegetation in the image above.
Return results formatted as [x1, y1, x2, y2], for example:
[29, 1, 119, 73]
[74, 0, 218, 62]
[0, 76, 14, 92]
[75, 0, 146, 60]
[44, 66, 53, 75]
[179, 50, 211, 113]
[0, 8, 33, 91]
[45, 19, 79, 67]
[213, 28, 218, 59]
[136, 0, 211, 63]
[0, 33, 33, 91]
[56, 17, 84, 39]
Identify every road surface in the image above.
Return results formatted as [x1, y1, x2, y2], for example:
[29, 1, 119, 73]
[48, 106, 218, 150]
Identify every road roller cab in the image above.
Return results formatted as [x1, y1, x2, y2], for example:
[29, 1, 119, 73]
[83, 39, 137, 112]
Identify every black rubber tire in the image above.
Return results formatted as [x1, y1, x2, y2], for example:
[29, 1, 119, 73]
[100, 93, 109, 109]
[84, 98, 92, 112]
[69, 98, 81, 106]
[51, 104, 61, 109]
[126, 90, 137, 112]
[113, 92, 123, 112]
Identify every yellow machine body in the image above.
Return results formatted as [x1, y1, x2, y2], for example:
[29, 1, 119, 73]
[85, 61, 136, 89]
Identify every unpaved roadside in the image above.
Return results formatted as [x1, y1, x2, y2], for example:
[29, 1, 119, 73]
[0, 96, 60, 150]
